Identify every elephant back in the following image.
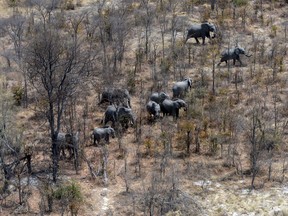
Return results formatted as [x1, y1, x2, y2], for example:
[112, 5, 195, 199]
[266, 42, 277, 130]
[100, 88, 131, 107]
[150, 92, 169, 104]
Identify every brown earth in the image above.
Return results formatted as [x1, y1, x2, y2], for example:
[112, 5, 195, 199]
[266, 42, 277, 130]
[0, 0, 288, 215]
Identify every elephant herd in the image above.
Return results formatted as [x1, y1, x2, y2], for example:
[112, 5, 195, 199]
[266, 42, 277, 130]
[56, 21, 253, 152]
[147, 78, 191, 120]
[92, 81, 191, 147]
[186, 21, 251, 66]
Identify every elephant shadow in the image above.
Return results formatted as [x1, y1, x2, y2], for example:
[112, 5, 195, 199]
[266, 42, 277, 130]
[217, 63, 247, 68]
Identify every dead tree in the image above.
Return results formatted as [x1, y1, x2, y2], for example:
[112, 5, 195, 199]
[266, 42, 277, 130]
[24, 6, 92, 182]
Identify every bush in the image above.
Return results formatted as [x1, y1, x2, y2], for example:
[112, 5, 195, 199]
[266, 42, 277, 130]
[53, 181, 83, 215]
[233, 0, 248, 7]
[5, 0, 19, 7]
[11, 85, 23, 106]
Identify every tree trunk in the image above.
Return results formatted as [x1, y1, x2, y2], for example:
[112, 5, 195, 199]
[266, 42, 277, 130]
[186, 131, 191, 155]
[211, 0, 216, 10]
[51, 130, 59, 183]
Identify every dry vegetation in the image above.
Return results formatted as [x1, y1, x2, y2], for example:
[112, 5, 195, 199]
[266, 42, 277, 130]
[0, 0, 288, 215]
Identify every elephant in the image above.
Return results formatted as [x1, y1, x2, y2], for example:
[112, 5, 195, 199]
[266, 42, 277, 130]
[57, 130, 80, 159]
[103, 105, 136, 129]
[172, 78, 192, 98]
[218, 47, 252, 66]
[150, 92, 170, 104]
[160, 99, 187, 119]
[99, 88, 131, 108]
[146, 100, 161, 119]
[186, 22, 216, 44]
[92, 126, 115, 146]
[116, 106, 136, 129]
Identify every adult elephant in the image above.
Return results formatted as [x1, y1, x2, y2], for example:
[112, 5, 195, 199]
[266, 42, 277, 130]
[92, 126, 115, 146]
[186, 22, 216, 44]
[172, 78, 192, 98]
[160, 99, 187, 119]
[103, 105, 117, 127]
[99, 88, 131, 108]
[116, 106, 136, 129]
[103, 105, 135, 129]
[150, 92, 170, 104]
[57, 130, 80, 159]
[146, 100, 161, 119]
[218, 46, 252, 66]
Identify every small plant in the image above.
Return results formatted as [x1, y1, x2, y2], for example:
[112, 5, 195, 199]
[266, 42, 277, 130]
[126, 70, 136, 94]
[209, 135, 218, 155]
[5, 0, 19, 7]
[65, 0, 75, 10]
[271, 25, 278, 37]
[144, 137, 154, 156]
[11, 85, 23, 106]
[233, 0, 248, 7]
[53, 181, 83, 215]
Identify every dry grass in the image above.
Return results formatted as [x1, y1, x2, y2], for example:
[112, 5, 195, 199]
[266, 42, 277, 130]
[0, 0, 288, 215]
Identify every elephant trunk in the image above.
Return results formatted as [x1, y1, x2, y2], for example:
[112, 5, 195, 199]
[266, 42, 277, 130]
[245, 53, 252, 57]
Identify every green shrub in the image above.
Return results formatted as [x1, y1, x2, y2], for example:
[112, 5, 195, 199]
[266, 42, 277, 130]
[53, 181, 83, 215]
[233, 0, 248, 7]
[11, 85, 23, 106]
[5, 0, 19, 7]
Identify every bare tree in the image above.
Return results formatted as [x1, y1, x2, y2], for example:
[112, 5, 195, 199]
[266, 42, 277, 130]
[245, 103, 267, 189]
[24, 7, 92, 182]
[1, 13, 28, 107]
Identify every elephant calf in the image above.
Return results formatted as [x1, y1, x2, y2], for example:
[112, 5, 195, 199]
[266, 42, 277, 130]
[103, 105, 136, 129]
[218, 47, 251, 66]
[146, 100, 161, 119]
[150, 92, 170, 104]
[172, 78, 192, 98]
[92, 126, 115, 146]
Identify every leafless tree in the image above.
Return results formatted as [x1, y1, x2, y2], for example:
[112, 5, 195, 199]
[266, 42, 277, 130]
[245, 102, 269, 189]
[138, 0, 155, 58]
[1, 12, 28, 107]
[24, 6, 93, 182]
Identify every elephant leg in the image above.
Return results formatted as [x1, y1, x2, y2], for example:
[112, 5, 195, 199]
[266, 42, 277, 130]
[176, 109, 179, 119]
[93, 136, 96, 145]
[233, 58, 236, 65]
[61, 146, 66, 158]
[96, 138, 100, 146]
[195, 37, 200, 44]
[238, 58, 243, 66]
[105, 134, 110, 143]
[202, 36, 205, 45]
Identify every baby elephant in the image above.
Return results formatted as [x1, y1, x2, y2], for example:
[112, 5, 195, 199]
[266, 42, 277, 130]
[92, 126, 115, 146]
[218, 47, 251, 66]
[146, 100, 161, 119]
[150, 92, 170, 104]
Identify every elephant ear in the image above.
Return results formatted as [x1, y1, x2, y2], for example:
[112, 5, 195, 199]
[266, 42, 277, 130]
[176, 99, 187, 108]
[234, 48, 240, 55]
[188, 78, 192, 87]
[209, 24, 216, 32]
[201, 23, 209, 31]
